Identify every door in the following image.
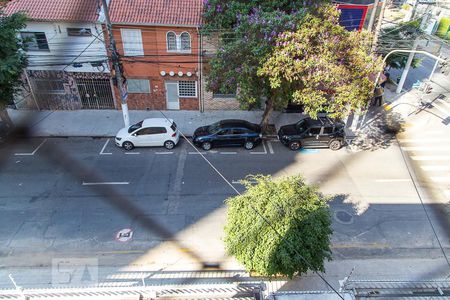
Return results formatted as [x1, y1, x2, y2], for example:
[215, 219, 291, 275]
[165, 82, 180, 110]
[214, 129, 232, 147]
[230, 128, 246, 145]
[302, 127, 321, 147]
[76, 78, 115, 109]
[132, 127, 158, 146]
[318, 126, 334, 147]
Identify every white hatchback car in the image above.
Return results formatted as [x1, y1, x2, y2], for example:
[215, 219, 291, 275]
[115, 118, 180, 151]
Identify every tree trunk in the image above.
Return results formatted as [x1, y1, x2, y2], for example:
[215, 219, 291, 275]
[0, 107, 14, 127]
[260, 98, 274, 134]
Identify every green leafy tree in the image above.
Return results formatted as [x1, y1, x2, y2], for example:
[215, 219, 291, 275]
[224, 175, 333, 278]
[202, 0, 328, 129]
[0, 10, 27, 125]
[377, 20, 422, 69]
[259, 6, 383, 120]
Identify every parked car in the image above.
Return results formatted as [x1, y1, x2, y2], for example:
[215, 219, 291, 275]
[115, 118, 180, 151]
[193, 119, 262, 151]
[278, 116, 345, 151]
[0, 121, 11, 144]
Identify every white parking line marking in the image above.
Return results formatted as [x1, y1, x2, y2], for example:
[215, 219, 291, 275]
[421, 165, 450, 171]
[220, 152, 237, 155]
[398, 138, 450, 143]
[267, 140, 274, 154]
[402, 146, 450, 151]
[188, 152, 208, 155]
[82, 182, 129, 185]
[411, 156, 450, 161]
[250, 140, 268, 155]
[375, 179, 411, 182]
[99, 139, 112, 155]
[14, 139, 47, 156]
[232, 179, 258, 185]
[124, 152, 140, 155]
[431, 177, 450, 183]
[156, 152, 173, 155]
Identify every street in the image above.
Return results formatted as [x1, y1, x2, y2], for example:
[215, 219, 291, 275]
[1, 134, 449, 289]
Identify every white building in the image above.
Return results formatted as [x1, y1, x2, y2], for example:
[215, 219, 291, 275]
[5, 0, 115, 110]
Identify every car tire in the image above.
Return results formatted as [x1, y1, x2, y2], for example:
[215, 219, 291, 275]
[123, 141, 134, 151]
[244, 141, 254, 150]
[289, 141, 301, 151]
[329, 139, 342, 151]
[164, 140, 175, 150]
[202, 141, 212, 151]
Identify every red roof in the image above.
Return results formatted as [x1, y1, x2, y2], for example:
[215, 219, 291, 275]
[109, 0, 202, 27]
[4, 0, 100, 23]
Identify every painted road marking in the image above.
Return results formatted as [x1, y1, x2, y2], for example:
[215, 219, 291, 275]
[115, 228, 133, 242]
[402, 146, 450, 151]
[220, 152, 237, 155]
[82, 182, 129, 185]
[375, 179, 411, 183]
[421, 165, 450, 171]
[267, 140, 274, 154]
[99, 139, 112, 155]
[398, 138, 450, 143]
[431, 177, 450, 183]
[299, 148, 320, 154]
[411, 156, 450, 161]
[232, 179, 258, 185]
[14, 139, 47, 156]
[124, 152, 140, 155]
[188, 152, 208, 155]
[156, 152, 173, 155]
[250, 141, 267, 155]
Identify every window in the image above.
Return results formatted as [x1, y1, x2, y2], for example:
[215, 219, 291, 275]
[232, 128, 247, 134]
[167, 32, 177, 51]
[127, 79, 150, 93]
[309, 127, 321, 135]
[32, 78, 64, 94]
[20, 32, 49, 51]
[166, 31, 191, 52]
[218, 129, 231, 135]
[180, 32, 191, 51]
[121, 28, 144, 56]
[137, 127, 167, 135]
[128, 120, 143, 133]
[178, 81, 197, 97]
[322, 127, 334, 134]
[67, 28, 92, 36]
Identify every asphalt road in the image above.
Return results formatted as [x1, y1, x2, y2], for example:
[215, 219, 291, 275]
[0, 136, 449, 288]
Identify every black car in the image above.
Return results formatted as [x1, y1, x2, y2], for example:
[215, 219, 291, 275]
[193, 119, 262, 150]
[278, 116, 345, 151]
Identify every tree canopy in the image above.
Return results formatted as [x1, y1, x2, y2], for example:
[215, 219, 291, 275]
[0, 10, 27, 124]
[259, 6, 383, 120]
[224, 175, 333, 278]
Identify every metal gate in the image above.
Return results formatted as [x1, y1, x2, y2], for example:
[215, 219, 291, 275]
[76, 78, 115, 109]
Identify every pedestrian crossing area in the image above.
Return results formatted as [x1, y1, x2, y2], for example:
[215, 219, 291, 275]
[398, 95, 450, 201]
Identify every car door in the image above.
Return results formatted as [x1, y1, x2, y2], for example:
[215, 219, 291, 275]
[131, 127, 153, 146]
[302, 127, 321, 147]
[318, 126, 334, 147]
[230, 128, 246, 145]
[214, 128, 232, 147]
[152, 127, 168, 146]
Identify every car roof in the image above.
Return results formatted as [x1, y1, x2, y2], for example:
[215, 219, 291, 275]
[302, 117, 341, 127]
[219, 119, 254, 128]
[142, 118, 174, 127]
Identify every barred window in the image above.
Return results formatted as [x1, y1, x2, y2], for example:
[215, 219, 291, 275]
[167, 32, 177, 51]
[127, 79, 150, 93]
[178, 81, 196, 97]
[180, 32, 191, 51]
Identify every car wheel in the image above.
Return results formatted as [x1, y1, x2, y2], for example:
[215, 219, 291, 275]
[202, 141, 212, 151]
[289, 141, 301, 151]
[329, 139, 342, 151]
[164, 140, 175, 150]
[122, 141, 134, 151]
[244, 141, 254, 150]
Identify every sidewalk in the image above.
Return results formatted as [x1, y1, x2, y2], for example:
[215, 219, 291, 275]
[7, 108, 303, 138]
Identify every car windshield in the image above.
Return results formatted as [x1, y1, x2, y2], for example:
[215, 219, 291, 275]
[128, 121, 143, 133]
[208, 122, 221, 134]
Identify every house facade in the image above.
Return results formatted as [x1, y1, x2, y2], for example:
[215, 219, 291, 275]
[5, 0, 114, 110]
[108, 0, 203, 111]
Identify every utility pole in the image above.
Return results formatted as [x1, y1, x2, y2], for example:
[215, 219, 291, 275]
[396, 38, 420, 93]
[367, 0, 380, 31]
[101, 0, 130, 127]
[372, 0, 389, 53]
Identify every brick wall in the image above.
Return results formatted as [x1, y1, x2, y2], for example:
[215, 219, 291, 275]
[180, 98, 199, 110]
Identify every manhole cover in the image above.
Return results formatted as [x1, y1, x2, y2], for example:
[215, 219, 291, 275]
[334, 210, 354, 224]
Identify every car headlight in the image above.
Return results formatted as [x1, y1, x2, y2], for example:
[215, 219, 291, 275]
[282, 135, 288, 140]
[115, 137, 122, 141]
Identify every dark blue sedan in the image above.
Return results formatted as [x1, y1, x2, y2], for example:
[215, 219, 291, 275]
[192, 119, 262, 150]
